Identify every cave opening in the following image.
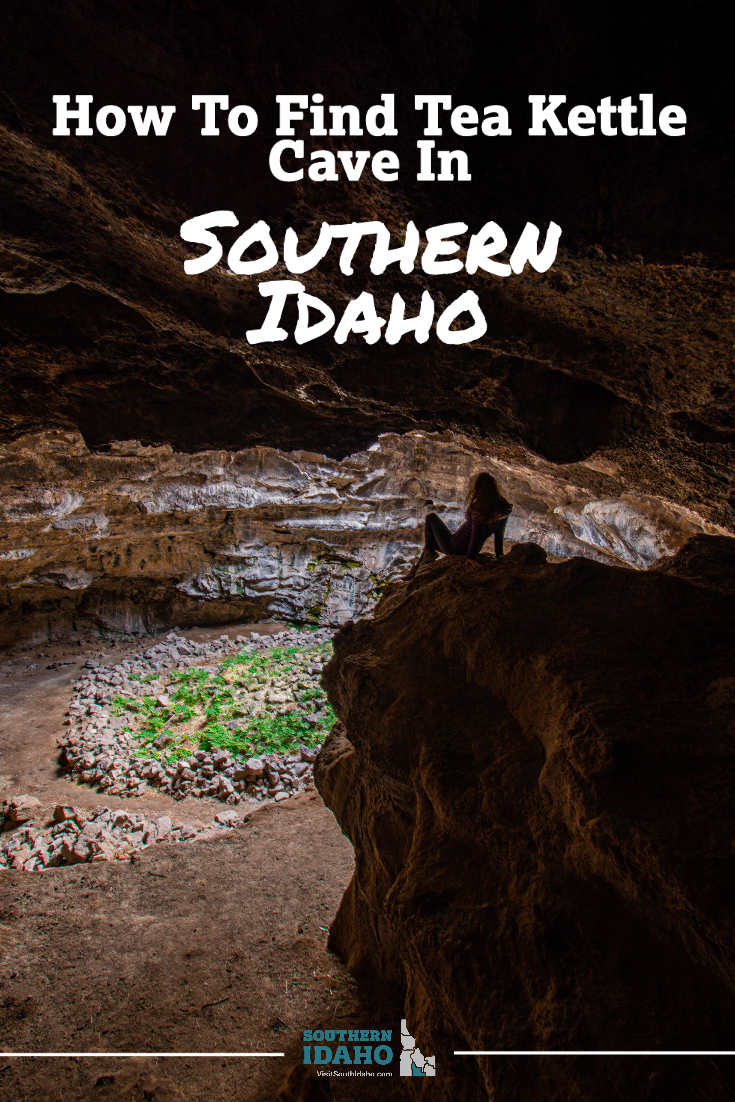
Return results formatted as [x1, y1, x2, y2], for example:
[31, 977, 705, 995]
[1, 425, 727, 877]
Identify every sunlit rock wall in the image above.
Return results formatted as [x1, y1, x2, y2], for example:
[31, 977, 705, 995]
[0, 429, 728, 644]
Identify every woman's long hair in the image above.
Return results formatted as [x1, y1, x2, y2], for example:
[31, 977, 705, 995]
[466, 472, 511, 521]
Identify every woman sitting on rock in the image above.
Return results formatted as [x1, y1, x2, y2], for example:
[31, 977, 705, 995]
[410, 472, 512, 574]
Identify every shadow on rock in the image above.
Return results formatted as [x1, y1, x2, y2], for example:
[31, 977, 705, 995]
[316, 536, 735, 1102]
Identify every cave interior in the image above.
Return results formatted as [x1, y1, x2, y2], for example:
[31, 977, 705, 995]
[1, 4, 735, 1101]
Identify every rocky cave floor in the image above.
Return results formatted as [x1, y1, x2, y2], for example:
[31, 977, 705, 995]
[0, 622, 301, 824]
[0, 624, 409, 1102]
[7, 625, 336, 872]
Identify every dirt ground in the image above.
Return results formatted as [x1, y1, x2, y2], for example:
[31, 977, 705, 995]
[0, 625, 410, 1101]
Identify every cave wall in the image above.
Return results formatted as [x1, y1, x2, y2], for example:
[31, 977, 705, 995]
[0, 429, 727, 646]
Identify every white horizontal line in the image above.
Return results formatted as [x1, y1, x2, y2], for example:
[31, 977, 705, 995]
[0, 1053, 285, 1059]
[455, 1051, 735, 1057]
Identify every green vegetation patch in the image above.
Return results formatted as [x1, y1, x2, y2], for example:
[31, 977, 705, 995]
[112, 641, 335, 765]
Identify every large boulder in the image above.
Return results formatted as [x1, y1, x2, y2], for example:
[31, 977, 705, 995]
[316, 537, 735, 1101]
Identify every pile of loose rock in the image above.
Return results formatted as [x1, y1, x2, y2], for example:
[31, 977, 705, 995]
[57, 626, 332, 804]
[0, 796, 245, 872]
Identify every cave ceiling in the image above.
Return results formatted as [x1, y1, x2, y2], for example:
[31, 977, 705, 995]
[0, 1, 733, 527]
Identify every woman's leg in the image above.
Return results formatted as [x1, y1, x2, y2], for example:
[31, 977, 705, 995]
[425, 512, 455, 555]
[407, 512, 455, 579]
[493, 517, 508, 557]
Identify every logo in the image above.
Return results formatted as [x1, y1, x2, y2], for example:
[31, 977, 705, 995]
[400, 1019, 436, 1076]
[301, 1019, 436, 1078]
[302, 1026, 394, 1073]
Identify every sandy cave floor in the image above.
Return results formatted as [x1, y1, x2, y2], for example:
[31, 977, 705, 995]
[0, 626, 408, 1101]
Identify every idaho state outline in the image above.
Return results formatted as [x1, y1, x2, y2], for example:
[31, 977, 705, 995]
[400, 1019, 436, 1076]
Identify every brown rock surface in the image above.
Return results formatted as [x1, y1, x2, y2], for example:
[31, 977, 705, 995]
[316, 536, 735, 1100]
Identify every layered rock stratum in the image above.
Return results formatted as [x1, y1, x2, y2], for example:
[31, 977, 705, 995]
[316, 535, 735, 1101]
[1, 430, 727, 646]
[1, 5, 732, 662]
